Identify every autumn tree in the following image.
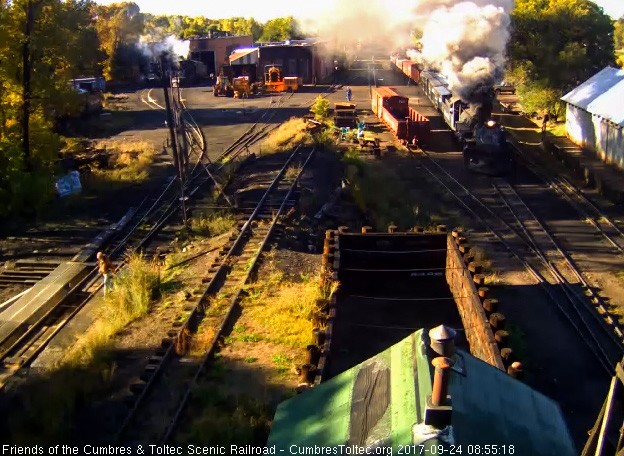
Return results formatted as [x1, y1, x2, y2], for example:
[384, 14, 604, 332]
[507, 0, 616, 116]
[94, 2, 145, 80]
[615, 16, 624, 49]
[258, 17, 301, 42]
[0, 0, 102, 216]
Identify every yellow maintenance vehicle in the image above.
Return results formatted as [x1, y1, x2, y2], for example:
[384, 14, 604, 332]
[232, 76, 261, 98]
[264, 64, 302, 93]
[213, 74, 234, 97]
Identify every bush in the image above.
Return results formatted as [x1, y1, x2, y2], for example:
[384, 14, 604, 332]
[191, 212, 236, 237]
[310, 95, 329, 120]
[262, 118, 311, 154]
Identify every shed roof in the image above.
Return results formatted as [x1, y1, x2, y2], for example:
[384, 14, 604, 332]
[229, 48, 258, 65]
[561, 66, 624, 127]
[267, 330, 576, 455]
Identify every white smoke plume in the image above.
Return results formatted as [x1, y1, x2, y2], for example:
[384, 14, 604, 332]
[298, 0, 416, 56]
[137, 35, 190, 62]
[415, 0, 513, 104]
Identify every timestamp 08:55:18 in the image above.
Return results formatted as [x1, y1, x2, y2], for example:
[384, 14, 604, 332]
[396, 445, 515, 455]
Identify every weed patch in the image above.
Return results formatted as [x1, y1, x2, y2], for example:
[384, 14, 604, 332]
[272, 353, 293, 373]
[241, 271, 321, 348]
[88, 139, 156, 186]
[64, 253, 161, 366]
[191, 212, 236, 237]
[262, 118, 311, 154]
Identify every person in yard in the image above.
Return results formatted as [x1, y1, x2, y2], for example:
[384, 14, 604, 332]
[346, 87, 352, 102]
[97, 251, 114, 296]
[542, 112, 550, 133]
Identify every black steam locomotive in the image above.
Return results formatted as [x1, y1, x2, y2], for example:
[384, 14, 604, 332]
[420, 70, 515, 175]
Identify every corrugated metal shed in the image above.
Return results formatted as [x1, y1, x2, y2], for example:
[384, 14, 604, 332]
[267, 330, 576, 455]
[561, 67, 624, 127]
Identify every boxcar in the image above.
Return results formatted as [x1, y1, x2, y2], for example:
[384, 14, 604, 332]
[371, 86, 430, 146]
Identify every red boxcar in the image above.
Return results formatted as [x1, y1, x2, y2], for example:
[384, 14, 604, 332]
[403, 61, 421, 84]
[371, 86, 430, 146]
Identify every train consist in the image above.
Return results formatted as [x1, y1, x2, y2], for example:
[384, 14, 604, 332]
[391, 56, 514, 174]
[370, 86, 430, 147]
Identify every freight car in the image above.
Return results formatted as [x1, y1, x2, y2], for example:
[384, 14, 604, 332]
[391, 57, 422, 84]
[370, 86, 430, 147]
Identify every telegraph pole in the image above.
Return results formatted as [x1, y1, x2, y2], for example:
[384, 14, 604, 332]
[161, 56, 188, 233]
[162, 56, 179, 174]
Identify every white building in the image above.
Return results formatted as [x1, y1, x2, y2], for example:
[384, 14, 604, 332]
[561, 67, 624, 169]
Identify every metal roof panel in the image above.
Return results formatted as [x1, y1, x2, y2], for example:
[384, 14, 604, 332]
[561, 67, 624, 127]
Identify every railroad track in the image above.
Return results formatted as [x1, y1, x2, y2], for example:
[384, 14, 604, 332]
[114, 144, 316, 444]
[0, 82, 335, 390]
[418, 151, 624, 375]
[507, 140, 624, 257]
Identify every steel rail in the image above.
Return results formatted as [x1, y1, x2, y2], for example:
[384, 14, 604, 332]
[507, 139, 624, 256]
[418, 151, 619, 374]
[492, 181, 621, 367]
[494, 180, 624, 344]
[161, 145, 316, 444]
[113, 144, 310, 443]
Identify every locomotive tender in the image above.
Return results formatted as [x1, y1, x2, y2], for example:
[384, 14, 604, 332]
[393, 57, 514, 175]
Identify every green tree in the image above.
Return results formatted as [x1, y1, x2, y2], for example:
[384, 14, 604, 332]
[258, 17, 301, 42]
[615, 16, 624, 49]
[0, 0, 101, 217]
[508, 0, 616, 115]
[94, 2, 145, 80]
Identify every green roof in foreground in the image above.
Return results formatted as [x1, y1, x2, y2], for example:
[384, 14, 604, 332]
[267, 330, 576, 456]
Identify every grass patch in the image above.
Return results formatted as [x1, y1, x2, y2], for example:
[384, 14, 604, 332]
[241, 270, 322, 348]
[5, 253, 163, 444]
[238, 334, 262, 342]
[176, 390, 272, 445]
[342, 151, 419, 230]
[284, 164, 303, 181]
[262, 117, 311, 154]
[191, 211, 236, 237]
[64, 253, 161, 366]
[245, 356, 257, 363]
[272, 353, 293, 373]
[548, 122, 566, 138]
[89, 139, 156, 184]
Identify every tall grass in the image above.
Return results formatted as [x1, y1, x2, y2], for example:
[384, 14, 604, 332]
[191, 212, 236, 237]
[91, 139, 156, 183]
[64, 253, 161, 366]
[262, 118, 311, 154]
[7, 254, 161, 444]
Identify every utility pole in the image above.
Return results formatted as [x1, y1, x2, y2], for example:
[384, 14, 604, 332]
[161, 56, 188, 233]
[162, 56, 179, 174]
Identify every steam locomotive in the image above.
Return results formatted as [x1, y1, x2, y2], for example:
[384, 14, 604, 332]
[419, 70, 515, 175]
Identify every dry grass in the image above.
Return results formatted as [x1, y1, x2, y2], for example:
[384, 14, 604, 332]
[262, 118, 311, 154]
[91, 139, 156, 182]
[191, 212, 236, 237]
[7, 254, 163, 444]
[241, 270, 322, 348]
[284, 164, 302, 181]
[102, 93, 129, 111]
[63, 253, 161, 366]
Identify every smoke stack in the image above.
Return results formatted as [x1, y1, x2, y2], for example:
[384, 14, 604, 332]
[476, 99, 493, 126]
[429, 325, 456, 358]
[431, 357, 452, 406]
[424, 357, 454, 429]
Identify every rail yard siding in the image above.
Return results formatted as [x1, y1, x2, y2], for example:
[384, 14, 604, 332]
[445, 236, 505, 371]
